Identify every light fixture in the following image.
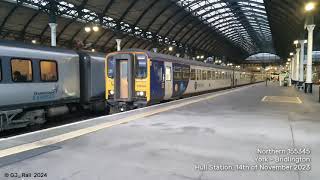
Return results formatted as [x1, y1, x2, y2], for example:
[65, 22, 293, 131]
[304, 40, 308, 43]
[200, 55, 204, 59]
[287, 58, 291, 62]
[91, 49, 95, 52]
[290, 52, 294, 56]
[31, 40, 36, 44]
[293, 40, 299, 45]
[168, 46, 173, 51]
[92, 26, 99, 32]
[305, 2, 315, 12]
[84, 26, 91, 32]
[196, 56, 200, 59]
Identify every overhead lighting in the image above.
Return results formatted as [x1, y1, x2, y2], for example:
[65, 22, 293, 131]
[293, 40, 299, 45]
[168, 46, 173, 51]
[305, 2, 316, 12]
[196, 56, 200, 59]
[92, 26, 99, 32]
[290, 52, 294, 56]
[84, 26, 91, 32]
[200, 55, 204, 59]
[91, 49, 95, 52]
[31, 40, 36, 44]
[304, 40, 308, 43]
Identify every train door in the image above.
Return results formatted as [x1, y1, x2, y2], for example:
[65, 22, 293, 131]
[164, 62, 173, 99]
[119, 60, 128, 99]
[113, 54, 134, 101]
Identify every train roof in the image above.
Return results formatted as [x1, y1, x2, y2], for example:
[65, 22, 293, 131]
[116, 49, 237, 71]
[0, 40, 76, 54]
[0, 40, 107, 59]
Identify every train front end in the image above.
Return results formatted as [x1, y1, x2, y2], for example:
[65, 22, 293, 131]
[105, 51, 150, 112]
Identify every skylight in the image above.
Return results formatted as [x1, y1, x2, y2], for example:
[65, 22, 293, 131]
[176, 0, 273, 54]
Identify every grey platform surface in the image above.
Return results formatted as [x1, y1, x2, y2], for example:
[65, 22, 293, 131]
[0, 82, 320, 180]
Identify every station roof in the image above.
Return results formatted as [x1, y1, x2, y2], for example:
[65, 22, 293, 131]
[0, 0, 318, 62]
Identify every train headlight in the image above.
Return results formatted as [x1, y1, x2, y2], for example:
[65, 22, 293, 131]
[109, 90, 114, 95]
[136, 91, 145, 97]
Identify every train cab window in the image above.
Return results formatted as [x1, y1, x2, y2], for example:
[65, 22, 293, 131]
[107, 57, 115, 78]
[190, 69, 196, 80]
[40, 61, 58, 82]
[136, 55, 147, 79]
[11, 59, 33, 82]
[165, 66, 171, 81]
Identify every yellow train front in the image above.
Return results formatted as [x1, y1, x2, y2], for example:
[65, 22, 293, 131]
[106, 50, 151, 112]
[106, 49, 263, 112]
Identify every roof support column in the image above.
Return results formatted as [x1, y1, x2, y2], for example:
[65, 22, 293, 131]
[49, 0, 57, 47]
[305, 24, 315, 93]
[288, 60, 292, 86]
[291, 57, 296, 84]
[295, 48, 300, 84]
[298, 40, 306, 88]
[116, 39, 122, 51]
[49, 23, 57, 47]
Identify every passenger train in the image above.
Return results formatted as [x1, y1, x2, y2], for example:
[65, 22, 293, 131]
[0, 40, 264, 132]
[106, 50, 265, 111]
[0, 40, 106, 132]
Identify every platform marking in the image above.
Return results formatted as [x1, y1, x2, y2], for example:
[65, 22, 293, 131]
[0, 84, 256, 158]
[261, 96, 302, 104]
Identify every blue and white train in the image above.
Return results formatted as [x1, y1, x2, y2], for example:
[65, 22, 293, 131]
[106, 50, 265, 111]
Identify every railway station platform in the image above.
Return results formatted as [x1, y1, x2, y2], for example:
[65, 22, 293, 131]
[0, 82, 320, 180]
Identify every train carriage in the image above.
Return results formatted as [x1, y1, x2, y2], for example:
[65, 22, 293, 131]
[106, 49, 263, 112]
[0, 40, 106, 131]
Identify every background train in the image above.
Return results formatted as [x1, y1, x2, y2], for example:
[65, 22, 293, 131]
[106, 50, 265, 112]
[0, 40, 106, 132]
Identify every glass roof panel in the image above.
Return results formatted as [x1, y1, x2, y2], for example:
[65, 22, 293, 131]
[176, 0, 273, 54]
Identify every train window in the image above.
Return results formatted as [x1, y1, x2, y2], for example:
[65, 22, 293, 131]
[196, 70, 201, 80]
[207, 71, 212, 80]
[212, 71, 215, 80]
[136, 55, 147, 79]
[190, 69, 196, 80]
[165, 66, 171, 81]
[182, 68, 190, 80]
[107, 57, 115, 78]
[40, 61, 58, 82]
[173, 71, 182, 80]
[202, 70, 207, 80]
[0, 59, 2, 81]
[11, 59, 33, 82]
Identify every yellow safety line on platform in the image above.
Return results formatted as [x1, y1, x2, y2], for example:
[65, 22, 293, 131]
[0, 85, 252, 158]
